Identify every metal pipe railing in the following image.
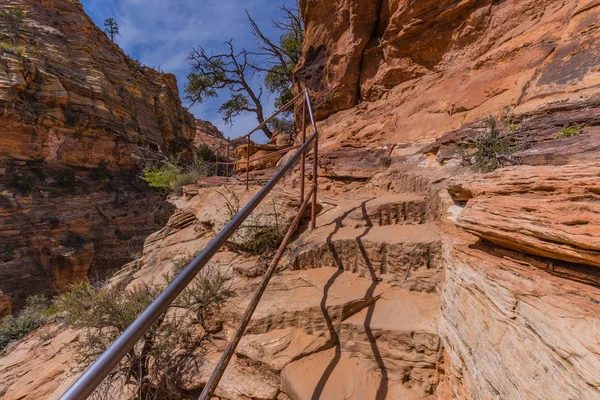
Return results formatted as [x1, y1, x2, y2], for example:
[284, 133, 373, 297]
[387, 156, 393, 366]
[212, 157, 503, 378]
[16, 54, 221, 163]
[199, 90, 319, 400]
[213, 90, 307, 190]
[59, 90, 319, 400]
[305, 90, 319, 230]
[199, 185, 315, 399]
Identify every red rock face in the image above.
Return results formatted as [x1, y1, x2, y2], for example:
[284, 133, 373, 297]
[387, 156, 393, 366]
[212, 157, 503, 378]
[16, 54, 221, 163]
[295, 0, 600, 182]
[0, 0, 196, 168]
[194, 119, 226, 144]
[296, 0, 380, 120]
[0, 0, 197, 312]
[297, 0, 600, 121]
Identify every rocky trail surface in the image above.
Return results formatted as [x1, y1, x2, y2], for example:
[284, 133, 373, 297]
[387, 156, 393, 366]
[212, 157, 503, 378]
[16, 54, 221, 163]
[2, 0, 600, 398]
[1, 162, 600, 400]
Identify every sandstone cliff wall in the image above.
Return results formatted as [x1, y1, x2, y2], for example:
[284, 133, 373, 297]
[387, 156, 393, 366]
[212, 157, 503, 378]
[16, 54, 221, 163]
[295, 1, 600, 398]
[0, 0, 197, 313]
[1, 1, 599, 399]
[297, 0, 600, 125]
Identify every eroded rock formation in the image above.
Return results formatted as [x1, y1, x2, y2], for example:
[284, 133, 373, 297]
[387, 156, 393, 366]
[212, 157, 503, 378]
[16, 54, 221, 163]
[296, 0, 600, 180]
[2, 0, 600, 399]
[0, 0, 198, 311]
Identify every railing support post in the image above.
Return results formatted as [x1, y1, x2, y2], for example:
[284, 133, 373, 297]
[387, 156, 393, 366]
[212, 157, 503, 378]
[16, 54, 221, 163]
[304, 90, 318, 231]
[199, 185, 315, 400]
[311, 133, 318, 231]
[215, 147, 219, 177]
[226, 145, 230, 182]
[300, 98, 306, 203]
[246, 135, 250, 190]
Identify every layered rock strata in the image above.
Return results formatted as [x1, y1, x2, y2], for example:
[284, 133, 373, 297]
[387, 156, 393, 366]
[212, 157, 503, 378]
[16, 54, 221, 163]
[0, 0, 199, 310]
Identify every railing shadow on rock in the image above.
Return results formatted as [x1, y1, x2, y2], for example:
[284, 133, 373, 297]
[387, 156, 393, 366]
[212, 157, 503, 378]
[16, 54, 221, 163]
[58, 90, 319, 400]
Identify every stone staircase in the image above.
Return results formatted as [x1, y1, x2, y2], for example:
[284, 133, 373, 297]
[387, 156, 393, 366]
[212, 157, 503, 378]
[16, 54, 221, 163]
[229, 193, 446, 399]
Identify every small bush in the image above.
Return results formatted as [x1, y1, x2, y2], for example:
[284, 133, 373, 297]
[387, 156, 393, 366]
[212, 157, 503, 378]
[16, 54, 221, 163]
[142, 158, 183, 191]
[0, 42, 23, 56]
[557, 125, 583, 139]
[63, 107, 81, 127]
[59, 268, 227, 399]
[215, 189, 285, 255]
[238, 224, 284, 255]
[90, 160, 112, 181]
[4, 158, 37, 194]
[0, 6, 24, 47]
[0, 295, 50, 351]
[26, 157, 45, 179]
[54, 169, 77, 189]
[467, 115, 521, 173]
[60, 282, 191, 399]
[7, 172, 37, 194]
[143, 156, 209, 194]
[195, 144, 216, 163]
[380, 156, 392, 168]
[169, 256, 232, 327]
[63, 231, 87, 250]
[41, 216, 60, 229]
[171, 168, 206, 195]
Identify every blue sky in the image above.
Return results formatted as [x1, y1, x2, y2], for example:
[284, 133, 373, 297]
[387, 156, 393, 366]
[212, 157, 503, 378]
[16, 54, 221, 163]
[80, 0, 295, 141]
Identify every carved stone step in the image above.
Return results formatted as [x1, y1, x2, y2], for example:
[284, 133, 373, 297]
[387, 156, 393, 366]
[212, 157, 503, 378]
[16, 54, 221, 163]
[281, 347, 440, 400]
[286, 224, 443, 292]
[228, 267, 393, 338]
[343, 194, 428, 227]
[338, 288, 442, 393]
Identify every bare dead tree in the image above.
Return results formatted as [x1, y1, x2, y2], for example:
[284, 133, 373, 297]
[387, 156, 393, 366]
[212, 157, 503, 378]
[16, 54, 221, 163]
[185, 40, 272, 139]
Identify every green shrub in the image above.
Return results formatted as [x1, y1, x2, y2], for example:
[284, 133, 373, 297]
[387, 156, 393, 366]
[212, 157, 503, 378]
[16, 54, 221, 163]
[63, 231, 87, 250]
[0, 42, 23, 56]
[169, 256, 232, 327]
[0, 6, 24, 47]
[195, 144, 216, 163]
[380, 156, 392, 167]
[142, 158, 183, 191]
[59, 282, 190, 399]
[215, 188, 284, 255]
[54, 169, 77, 189]
[557, 125, 583, 139]
[0, 295, 50, 351]
[143, 156, 209, 193]
[238, 224, 284, 255]
[11, 46, 23, 57]
[467, 115, 521, 173]
[59, 267, 228, 399]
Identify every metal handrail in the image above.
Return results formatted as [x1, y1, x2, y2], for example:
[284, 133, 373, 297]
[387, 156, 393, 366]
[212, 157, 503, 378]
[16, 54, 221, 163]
[59, 90, 318, 400]
[214, 90, 305, 187]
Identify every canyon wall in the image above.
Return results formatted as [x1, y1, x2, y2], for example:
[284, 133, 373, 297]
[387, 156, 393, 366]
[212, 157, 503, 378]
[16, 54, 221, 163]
[297, 0, 600, 121]
[296, 0, 600, 398]
[295, 0, 600, 180]
[1, 0, 600, 399]
[0, 0, 197, 312]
